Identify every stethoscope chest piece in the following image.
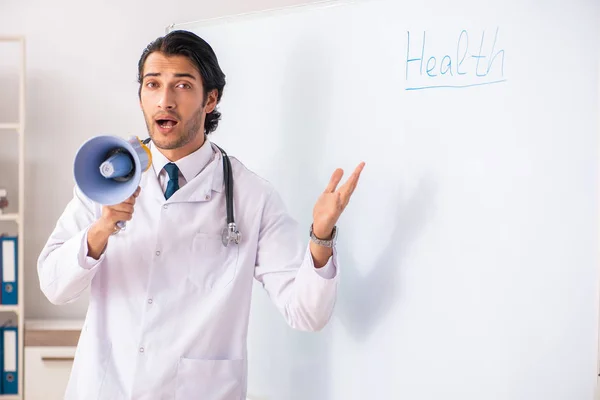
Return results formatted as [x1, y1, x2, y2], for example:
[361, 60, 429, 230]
[222, 222, 241, 247]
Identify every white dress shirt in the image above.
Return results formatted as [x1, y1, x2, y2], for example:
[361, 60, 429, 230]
[37, 136, 339, 400]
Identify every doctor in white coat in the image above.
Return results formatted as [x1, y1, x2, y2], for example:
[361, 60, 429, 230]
[38, 30, 365, 400]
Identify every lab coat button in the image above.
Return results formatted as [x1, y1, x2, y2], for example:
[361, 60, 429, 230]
[155, 251, 160, 256]
[163, 204, 168, 209]
[139, 347, 144, 353]
[148, 299, 153, 304]
[205, 194, 210, 200]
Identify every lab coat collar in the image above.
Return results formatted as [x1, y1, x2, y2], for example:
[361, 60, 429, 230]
[208, 142, 225, 195]
[150, 136, 214, 183]
[140, 136, 224, 204]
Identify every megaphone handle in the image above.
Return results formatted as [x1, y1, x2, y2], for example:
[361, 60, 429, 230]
[116, 220, 126, 231]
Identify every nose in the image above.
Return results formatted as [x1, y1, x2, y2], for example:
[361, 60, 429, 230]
[157, 88, 176, 110]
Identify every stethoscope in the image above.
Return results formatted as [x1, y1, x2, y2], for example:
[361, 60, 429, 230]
[142, 137, 241, 247]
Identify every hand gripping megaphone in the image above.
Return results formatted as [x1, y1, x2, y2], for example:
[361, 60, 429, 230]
[73, 135, 152, 229]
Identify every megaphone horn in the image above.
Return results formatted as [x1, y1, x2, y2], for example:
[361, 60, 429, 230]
[74, 135, 152, 230]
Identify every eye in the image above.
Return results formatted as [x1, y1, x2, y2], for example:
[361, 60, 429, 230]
[176, 83, 191, 89]
[145, 81, 158, 89]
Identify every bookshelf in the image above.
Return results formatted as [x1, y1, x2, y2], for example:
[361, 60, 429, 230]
[0, 35, 25, 399]
[0, 215, 19, 223]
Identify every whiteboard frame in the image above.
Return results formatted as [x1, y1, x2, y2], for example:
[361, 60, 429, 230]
[597, 43, 600, 400]
[165, 0, 361, 33]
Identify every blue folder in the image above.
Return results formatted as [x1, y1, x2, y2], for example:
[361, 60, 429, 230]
[0, 236, 17, 305]
[2, 326, 17, 394]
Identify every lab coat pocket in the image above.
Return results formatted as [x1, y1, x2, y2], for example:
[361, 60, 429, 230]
[175, 358, 243, 400]
[190, 233, 239, 290]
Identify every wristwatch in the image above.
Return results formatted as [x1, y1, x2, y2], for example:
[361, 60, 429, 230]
[309, 224, 337, 248]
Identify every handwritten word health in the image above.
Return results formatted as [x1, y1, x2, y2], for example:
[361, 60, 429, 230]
[405, 27, 506, 90]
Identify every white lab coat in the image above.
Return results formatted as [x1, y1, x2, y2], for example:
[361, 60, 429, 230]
[37, 139, 339, 400]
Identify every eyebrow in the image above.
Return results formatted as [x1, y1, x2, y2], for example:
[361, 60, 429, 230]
[143, 73, 197, 80]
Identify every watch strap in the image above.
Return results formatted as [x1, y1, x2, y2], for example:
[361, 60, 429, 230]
[309, 224, 337, 247]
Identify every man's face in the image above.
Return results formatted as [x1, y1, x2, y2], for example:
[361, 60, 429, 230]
[139, 52, 217, 160]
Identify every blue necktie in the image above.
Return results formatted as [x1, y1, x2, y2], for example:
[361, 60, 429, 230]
[164, 163, 180, 200]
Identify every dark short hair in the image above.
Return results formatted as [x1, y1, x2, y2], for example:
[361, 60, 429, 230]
[137, 30, 226, 135]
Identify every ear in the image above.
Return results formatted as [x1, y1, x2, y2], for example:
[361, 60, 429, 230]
[204, 89, 218, 113]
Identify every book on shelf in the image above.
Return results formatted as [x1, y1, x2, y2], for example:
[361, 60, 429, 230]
[0, 190, 7, 215]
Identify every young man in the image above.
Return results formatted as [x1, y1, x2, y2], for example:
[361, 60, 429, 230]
[38, 30, 365, 400]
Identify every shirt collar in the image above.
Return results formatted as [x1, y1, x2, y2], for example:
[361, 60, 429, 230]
[150, 136, 215, 182]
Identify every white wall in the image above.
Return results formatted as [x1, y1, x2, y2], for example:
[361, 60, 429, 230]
[0, 0, 315, 320]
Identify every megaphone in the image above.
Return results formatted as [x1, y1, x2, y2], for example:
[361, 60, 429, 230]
[74, 135, 152, 229]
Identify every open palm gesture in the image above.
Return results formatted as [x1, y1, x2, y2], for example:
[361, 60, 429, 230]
[312, 162, 366, 239]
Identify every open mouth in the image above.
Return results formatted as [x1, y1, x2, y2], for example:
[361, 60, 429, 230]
[154, 115, 179, 133]
[155, 118, 179, 129]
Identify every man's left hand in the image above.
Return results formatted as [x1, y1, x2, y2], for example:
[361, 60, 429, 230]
[312, 161, 366, 239]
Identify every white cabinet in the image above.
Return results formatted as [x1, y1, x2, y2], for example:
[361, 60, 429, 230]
[24, 346, 74, 400]
[23, 320, 82, 400]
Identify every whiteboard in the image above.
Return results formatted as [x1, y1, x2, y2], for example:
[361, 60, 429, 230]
[168, 0, 600, 399]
